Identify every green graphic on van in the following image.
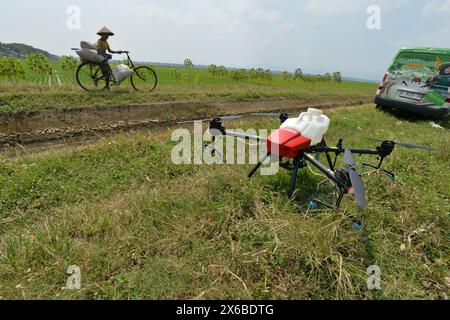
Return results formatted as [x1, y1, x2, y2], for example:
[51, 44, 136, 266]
[425, 91, 446, 106]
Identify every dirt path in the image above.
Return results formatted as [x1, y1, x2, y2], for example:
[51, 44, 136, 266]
[0, 97, 373, 156]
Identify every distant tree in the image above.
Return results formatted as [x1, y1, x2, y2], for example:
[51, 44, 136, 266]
[60, 55, 78, 72]
[256, 68, 265, 80]
[294, 68, 303, 80]
[264, 69, 273, 81]
[217, 66, 227, 77]
[229, 70, 240, 82]
[324, 73, 332, 81]
[26, 53, 52, 76]
[281, 71, 291, 81]
[229, 69, 248, 82]
[183, 58, 195, 86]
[247, 68, 256, 79]
[194, 74, 202, 86]
[0, 57, 26, 80]
[208, 64, 218, 75]
[170, 69, 183, 81]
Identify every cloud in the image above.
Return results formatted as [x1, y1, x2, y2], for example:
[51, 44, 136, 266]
[228, 0, 262, 16]
[252, 9, 282, 23]
[375, 0, 409, 11]
[418, 1, 450, 45]
[125, 3, 195, 24]
[303, 0, 408, 15]
[272, 22, 295, 34]
[422, 0, 450, 15]
[303, 0, 362, 15]
[112, 0, 285, 37]
[417, 22, 450, 45]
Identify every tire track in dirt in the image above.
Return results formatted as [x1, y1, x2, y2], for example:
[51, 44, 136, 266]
[0, 97, 372, 155]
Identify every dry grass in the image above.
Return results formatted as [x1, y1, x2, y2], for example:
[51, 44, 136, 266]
[0, 104, 448, 300]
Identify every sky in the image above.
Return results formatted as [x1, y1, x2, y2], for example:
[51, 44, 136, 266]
[1, 0, 449, 80]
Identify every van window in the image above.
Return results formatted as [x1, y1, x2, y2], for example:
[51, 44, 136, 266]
[389, 52, 450, 76]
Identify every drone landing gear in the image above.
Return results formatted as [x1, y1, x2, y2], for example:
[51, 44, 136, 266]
[310, 198, 334, 210]
[288, 156, 304, 199]
[248, 153, 272, 178]
[362, 162, 396, 181]
[309, 187, 346, 210]
[248, 154, 307, 199]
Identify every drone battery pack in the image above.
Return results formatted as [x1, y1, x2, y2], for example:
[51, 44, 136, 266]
[267, 128, 312, 158]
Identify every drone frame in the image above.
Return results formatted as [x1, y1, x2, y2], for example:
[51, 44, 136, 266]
[208, 116, 397, 209]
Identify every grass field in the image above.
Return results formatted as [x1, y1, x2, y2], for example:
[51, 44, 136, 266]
[0, 104, 448, 299]
[0, 61, 376, 115]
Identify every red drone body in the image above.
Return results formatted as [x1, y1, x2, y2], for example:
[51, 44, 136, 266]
[267, 128, 312, 159]
[202, 111, 434, 209]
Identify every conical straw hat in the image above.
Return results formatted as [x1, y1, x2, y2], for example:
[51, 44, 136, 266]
[97, 26, 114, 36]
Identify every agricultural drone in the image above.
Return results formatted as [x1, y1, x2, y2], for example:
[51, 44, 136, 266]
[181, 108, 435, 209]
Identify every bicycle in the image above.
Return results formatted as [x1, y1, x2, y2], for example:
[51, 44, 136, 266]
[73, 50, 158, 92]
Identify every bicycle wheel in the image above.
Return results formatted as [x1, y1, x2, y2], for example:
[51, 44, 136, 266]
[130, 66, 158, 92]
[76, 62, 108, 92]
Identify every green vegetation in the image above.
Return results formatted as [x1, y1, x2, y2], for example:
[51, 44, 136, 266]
[26, 53, 53, 77]
[0, 57, 26, 81]
[0, 80, 374, 115]
[60, 56, 78, 73]
[0, 56, 376, 115]
[0, 105, 448, 299]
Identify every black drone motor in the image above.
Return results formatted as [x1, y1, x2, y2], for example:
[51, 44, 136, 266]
[377, 141, 396, 158]
[209, 118, 226, 135]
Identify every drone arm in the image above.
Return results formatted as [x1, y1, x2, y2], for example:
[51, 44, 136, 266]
[224, 130, 268, 143]
[248, 153, 271, 178]
[320, 146, 381, 156]
[310, 145, 391, 169]
[348, 148, 381, 156]
[303, 153, 340, 185]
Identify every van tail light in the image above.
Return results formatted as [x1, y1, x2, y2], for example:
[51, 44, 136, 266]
[376, 73, 388, 95]
[445, 98, 450, 103]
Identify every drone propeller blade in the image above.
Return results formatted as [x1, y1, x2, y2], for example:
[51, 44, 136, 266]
[349, 169, 367, 208]
[369, 139, 436, 151]
[343, 148, 367, 208]
[343, 148, 356, 166]
[178, 115, 243, 124]
[219, 115, 243, 121]
[251, 112, 282, 117]
[178, 119, 211, 124]
[393, 142, 436, 151]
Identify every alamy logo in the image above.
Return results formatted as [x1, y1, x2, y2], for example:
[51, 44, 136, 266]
[66, 5, 81, 30]
[367, 5, 381, 30]
[66, 265, 81, 290]
[367, 265, 381, 290]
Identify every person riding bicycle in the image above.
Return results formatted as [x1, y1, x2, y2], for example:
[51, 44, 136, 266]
[96, 26, 125, 90]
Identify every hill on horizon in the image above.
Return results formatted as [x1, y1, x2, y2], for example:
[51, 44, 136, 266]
[0, 42, 60, 60]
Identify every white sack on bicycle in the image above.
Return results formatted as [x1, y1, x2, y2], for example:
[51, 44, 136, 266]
[76, 49, 105, 64]
[112, 64, 135, 83]
[80, 41, 97, 50]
